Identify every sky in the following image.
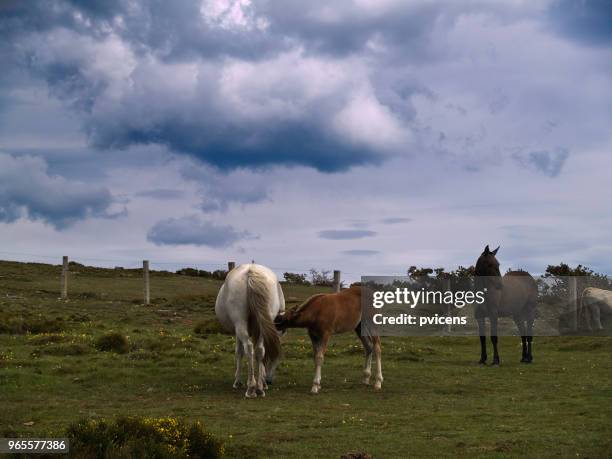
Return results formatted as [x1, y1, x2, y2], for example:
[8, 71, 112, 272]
[1, 0, 611, 282]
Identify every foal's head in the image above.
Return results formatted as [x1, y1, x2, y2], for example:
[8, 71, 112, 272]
[274, 308, 297, 332]
[475, 245, 501, 277]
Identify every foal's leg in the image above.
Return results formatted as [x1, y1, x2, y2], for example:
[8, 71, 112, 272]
[233, 337, 244, 389]
[355, 325, 373, 385]
[490, 315, 500, 366]
[372, 336, 383, 390]
[310, 331, 329, 395]
[477, 317, 487, 364]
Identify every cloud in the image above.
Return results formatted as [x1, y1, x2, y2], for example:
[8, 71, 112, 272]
[513, 148, 570, 177]
[147, 214, 253, 247]
[381, 217, 412, 224]
[4, 0, 610, 176]
[342, 249, 379, 256]
[135, 189, 185, 200]
[548, 0, 612, 46]
[180, 162, 269, 212]
[0, 152, 119, 229]
[318, 229, 377, 240]
[13, 25, 402, 172]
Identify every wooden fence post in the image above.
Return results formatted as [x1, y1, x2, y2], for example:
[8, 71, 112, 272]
[228, 261, 236, 271]
[333, 270, 341, 292]
[568, 276, 578, 331]
[143, 260, 150, 306]
[443, 277, 452, 333]
[61, 256, 68, 300]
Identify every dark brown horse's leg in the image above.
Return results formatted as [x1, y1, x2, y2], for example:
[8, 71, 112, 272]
[525, 309, 535, 363]
[490, 315, 500, 366]
[513, 316, 528, 362]
[520, 336, 528, 362]
[477, 317, 487, 364]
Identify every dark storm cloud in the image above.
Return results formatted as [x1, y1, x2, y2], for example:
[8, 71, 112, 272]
[318, 229, 377, 240]
[147, 214, 252, 247]
[548, 0, 612, 46]
[254, 0, 446, 57]
[2, 0, 610, 178]
[0, 0, 470, 172]
[90, 117, 383, 172]
[0, 0, 276, 59]
[0, 153, 119, 229]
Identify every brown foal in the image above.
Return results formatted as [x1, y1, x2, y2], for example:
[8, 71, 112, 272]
[275, 284, 383, 394]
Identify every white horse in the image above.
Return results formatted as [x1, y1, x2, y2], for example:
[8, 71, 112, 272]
[580, 287, 612, 330]
[215, 264, 285, 398]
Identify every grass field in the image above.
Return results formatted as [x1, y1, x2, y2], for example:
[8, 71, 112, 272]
[1, 260, 611, 458]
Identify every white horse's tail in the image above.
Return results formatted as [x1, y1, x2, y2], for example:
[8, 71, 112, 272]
[247, 267, 281, 365]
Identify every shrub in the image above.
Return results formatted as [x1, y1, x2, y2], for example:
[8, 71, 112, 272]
[309, 269, 333, 287]
[283, 272, 310, 285]
[176, 268, 228, 280]
[66, 416, 224, 458]
[95, 332, 129, 354]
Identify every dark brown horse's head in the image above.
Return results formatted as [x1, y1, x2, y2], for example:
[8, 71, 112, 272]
[475, 245, 501, 277]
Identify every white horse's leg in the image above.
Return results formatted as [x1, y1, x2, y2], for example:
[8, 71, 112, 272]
[255, 337, 266, 396]
[310, 333, 328, 395]
[357, 334, 373, 385]
[373, 336, 383, 390]
[237, 328, 257, 398]
[233, 337, 244, 389]
[591, 304, 603, 330]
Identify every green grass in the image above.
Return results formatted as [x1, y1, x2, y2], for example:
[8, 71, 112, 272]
[0, 260, 610, 458]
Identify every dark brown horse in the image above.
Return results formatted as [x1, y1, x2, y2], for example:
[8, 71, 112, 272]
[274, 284, 383, 394]
[475, 245, 538, 365]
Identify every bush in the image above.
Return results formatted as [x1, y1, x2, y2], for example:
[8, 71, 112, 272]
[176, 268, 228, 280]
[309, 269, 333, 287]
[95, 332, 130, 354]
[283, 272, 310, 285]
[66, 416, 224, 458]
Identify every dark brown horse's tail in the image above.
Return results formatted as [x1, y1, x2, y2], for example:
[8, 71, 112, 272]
[246, 267, 281, 365]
